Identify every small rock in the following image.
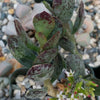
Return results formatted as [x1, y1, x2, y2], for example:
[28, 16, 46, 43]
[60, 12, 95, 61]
[8, 8, 14, 15]
[0, 40, 5, 47]
[36, 85, 41, 89]
[2, 2, 7, 8]
[76, 33, 90, 47]
[14, 3, 18, 9]
[94, 61, 100, 67]
[2, 18, 8, 25]
[21, 85, 26, 95]
[33, 85, 36, 89]
[0, 12, 7, 20]
[82, 54, 90, 60]
[3, 78, 9, 86]
[4, 21, 17, 35]
[14, 90, 21, 99]
[2, 26, 6, 33]
[0, 89, 4, 98]
[16, 75, 25, 83]
[96, 55, 100, 61]
[24, 82, 31, 89]
[29, 80, 35, 86]
[7, 15, 14, 21]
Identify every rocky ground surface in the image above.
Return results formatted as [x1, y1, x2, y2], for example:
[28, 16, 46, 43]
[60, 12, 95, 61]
[0, 0, 100, 100]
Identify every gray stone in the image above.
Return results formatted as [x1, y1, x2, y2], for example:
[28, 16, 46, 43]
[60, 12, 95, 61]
[0, 90, 4, 98]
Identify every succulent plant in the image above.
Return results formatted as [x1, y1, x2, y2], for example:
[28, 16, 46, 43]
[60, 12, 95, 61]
[7, 0, 100, 99]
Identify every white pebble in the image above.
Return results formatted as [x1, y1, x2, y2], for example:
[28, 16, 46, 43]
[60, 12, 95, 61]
[7, 15, 14, 21]
[96, 55, 100, 61]
[94, 61, 100, 67]
[33, 85, 36, 89]
[14, 90, 21, 99]
[82, 54, 89, 60]
[2, 19, 8, 25]
[14, 4, 18, 9]
[0, 40, 5, 47]
[2, 26, 7, 33]
[36, 85, 41, 89]
[2, 35, 7, 40]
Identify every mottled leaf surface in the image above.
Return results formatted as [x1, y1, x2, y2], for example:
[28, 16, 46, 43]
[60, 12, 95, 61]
[66, 54, 85, 79]
[51, 53, 66, 82]
[35, 32, 47, 47]
[53, 0, 75, 23]
[25, 88, 47, 100]
[8, 20, 39, 68]
[27, 64, 54, 81]
[33, 11, 55, 38]
[33, 48, 57, 64]
[72, 1, 84, 34]
[43, 31, 60, 50]
[59, 37, 76, 54]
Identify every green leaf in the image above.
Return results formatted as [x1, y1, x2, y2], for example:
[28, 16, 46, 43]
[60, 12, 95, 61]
[8, 20, 38, 68]
[53, 0, 75, 23]
[27, 63, 54, 82]
[9, 67, 29, 98]
[59, 37, 76, 54]
[72, 1, 84, 34]
[33, 48, 57, 64]
[51, 53, 66, 82]
[8, 36, 36, 68]
[42, 31, 61, 50]
[48, 17, 63, 39]
[66, 54, 85, 79]
[14, 20, 40, 52]
[25, 88, 47, 99]
[35, 32, 47, 47]
[90, 78, 100, 96]
[43, 1, 54, 13]
[33, 11, 55, 38]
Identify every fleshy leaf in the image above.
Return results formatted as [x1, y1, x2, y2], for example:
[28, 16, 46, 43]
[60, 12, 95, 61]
[9, 67, 29, 98]
[72, 1, 84, 34]
[8, 20, 38, 68]
[33, 48, 57, 64]
[35, 32, 47, 47]
[59, 37, 77, 54]
[42, 31, 60, 50]
[52, 0, 75, 23]
[51, 53, 66, 82]
[66, 54, 85, 79]
[14, 20, 40, 52]
[90, 77, 100, 96]
[43, 1, 53, 13]
[27, 64, 54, 82]
[48, 17, 63, 39]
[33, 11, 55, 38]
[25, 88, 47, 100]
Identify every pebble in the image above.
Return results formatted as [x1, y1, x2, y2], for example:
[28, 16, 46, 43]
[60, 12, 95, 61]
[16, 75, 25, 83]
[0, 12, 7, 20]
[14, 90, 21, 99]
[29, 80, 35, 86]
[0, 90, 4, 98]
[96, 55, 100, 61]
[1, 26, 6, 33]
[0, 40, 5, 47]
[7, 15, 14, 21]
[2, 18, 8, 25]
[14, 3, 18, 9]
[82, 54, 90, 60]
[8, 8, 14, 15]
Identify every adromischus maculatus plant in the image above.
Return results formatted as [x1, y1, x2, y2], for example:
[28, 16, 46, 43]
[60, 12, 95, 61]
[7, 0, 100, 99]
